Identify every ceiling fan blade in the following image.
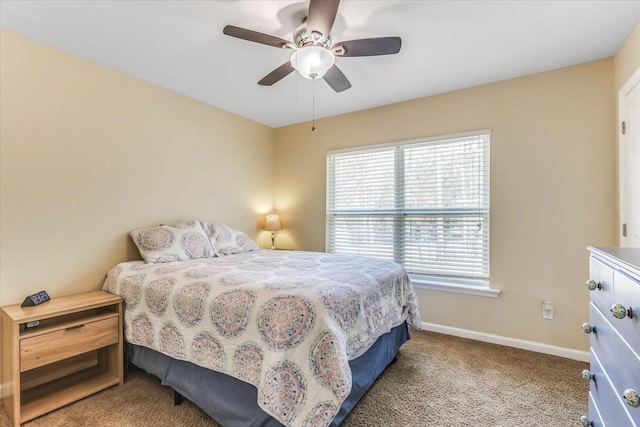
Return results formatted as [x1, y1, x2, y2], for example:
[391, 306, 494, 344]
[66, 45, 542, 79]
[258, 62, 295, 86]
[223, 25, 295, 49]
[306, 0, 340, 41]
[323, 65, 351, 93]
[333, 37, 402, 57]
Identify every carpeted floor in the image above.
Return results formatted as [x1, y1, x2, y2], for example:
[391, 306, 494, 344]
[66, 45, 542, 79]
[0, 330, 588, 427]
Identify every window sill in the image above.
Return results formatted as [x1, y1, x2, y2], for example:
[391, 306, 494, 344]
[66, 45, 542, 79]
[409, 276, 501, 298]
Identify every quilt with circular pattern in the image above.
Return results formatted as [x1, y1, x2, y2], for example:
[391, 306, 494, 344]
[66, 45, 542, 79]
[104, 249, 421, 427]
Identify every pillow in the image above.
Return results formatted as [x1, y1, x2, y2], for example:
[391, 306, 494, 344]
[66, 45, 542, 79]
[131, 220, 214, 263]
[200, 222, 260, 256]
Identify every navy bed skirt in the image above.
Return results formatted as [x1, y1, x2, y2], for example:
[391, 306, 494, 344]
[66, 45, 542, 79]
[127, 321, 410, 427]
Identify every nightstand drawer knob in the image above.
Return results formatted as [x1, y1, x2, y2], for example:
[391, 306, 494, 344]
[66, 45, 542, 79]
[581, 370, 595, 381]
[611, 303, 633, 320]
[581, 323, 595, 334]
[623, 389, 640, 408]
[585, 279, 601, 291]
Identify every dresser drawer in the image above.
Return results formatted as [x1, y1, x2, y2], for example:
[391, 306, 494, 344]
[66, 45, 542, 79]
[590, 351, 636, 427]
[590, 303, 640, 425]
[589, 257, 615, 314]
[611, 271, 640, 356]
[589, 392, 604, 427]
[20, 316, 119, 372]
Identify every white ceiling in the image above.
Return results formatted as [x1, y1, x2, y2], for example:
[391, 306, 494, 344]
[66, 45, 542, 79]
[1, 1, 639, 128]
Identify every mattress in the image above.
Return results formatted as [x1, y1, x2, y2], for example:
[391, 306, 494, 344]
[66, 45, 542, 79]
[104, 249, 420, 427]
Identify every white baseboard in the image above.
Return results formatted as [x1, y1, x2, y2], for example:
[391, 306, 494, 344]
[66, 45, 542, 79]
[420, 322, 589, 362]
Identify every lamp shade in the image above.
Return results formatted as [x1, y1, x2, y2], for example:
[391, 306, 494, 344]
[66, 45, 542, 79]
[290, 46, 335, 80]
[264, 214, 283, 232]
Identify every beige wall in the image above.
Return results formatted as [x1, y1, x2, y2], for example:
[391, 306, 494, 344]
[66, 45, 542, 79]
[1, 22, 630, 354]
[274, 59, 616, 351]
[0, 30, 275, 306]
[614, 20, 640, 92]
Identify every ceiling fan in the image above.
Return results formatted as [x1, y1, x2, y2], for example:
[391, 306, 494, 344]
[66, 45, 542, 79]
[223, 0, 401, 93]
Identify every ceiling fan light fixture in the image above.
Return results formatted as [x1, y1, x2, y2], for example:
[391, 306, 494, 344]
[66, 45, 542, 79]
[291, 45, 335, 80]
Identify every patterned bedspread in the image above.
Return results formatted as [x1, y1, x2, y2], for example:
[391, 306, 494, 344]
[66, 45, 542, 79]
[104, 250, 420, 427]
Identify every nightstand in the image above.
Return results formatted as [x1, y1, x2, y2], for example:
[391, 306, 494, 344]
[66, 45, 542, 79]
[1, 290, 123, 426]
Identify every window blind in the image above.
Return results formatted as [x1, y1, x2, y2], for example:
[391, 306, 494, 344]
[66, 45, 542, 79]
[326, 131, 490, 284]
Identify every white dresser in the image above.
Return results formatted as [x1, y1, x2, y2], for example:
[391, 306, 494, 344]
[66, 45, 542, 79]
[582, 247, 640, 427]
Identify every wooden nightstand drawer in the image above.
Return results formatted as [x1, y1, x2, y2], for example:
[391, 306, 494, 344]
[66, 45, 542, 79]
[20, 315, 119, 372]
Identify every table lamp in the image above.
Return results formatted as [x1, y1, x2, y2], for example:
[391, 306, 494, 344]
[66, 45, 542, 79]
[264, 214, 283, 249]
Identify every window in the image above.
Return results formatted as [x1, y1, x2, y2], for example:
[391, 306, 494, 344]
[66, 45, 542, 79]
[326, 130, 491, 291]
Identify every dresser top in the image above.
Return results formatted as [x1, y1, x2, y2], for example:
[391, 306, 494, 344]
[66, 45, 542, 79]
[589, 246, 640, 278]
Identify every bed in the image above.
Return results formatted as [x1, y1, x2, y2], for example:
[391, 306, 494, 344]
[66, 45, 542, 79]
[104, 229, 420, 427]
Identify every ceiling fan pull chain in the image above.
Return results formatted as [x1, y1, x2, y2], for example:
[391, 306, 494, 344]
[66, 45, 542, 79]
[312, 79, 316, 132]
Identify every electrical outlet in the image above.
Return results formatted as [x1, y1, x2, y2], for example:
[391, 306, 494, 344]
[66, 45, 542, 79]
[542, 301, 554, 319]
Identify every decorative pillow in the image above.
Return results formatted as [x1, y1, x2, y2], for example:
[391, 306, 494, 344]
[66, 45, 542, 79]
[200, 222, 260, 256]
[130, 220, 214, 263]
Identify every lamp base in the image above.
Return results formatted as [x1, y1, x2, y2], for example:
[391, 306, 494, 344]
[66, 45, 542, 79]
[270, 232, 276, 250]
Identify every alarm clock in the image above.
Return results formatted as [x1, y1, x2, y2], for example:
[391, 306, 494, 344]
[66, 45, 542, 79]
[21, 290, 51, 307]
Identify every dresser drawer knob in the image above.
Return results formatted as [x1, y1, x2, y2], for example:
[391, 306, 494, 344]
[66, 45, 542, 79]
[585, 279, 601, 291]
[580, 415, 593, 426]
[581, 323, 595, 334]
[623, 389, 640, 408]
[611, 303, 633, 319]
[581, 370, 595, 381]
